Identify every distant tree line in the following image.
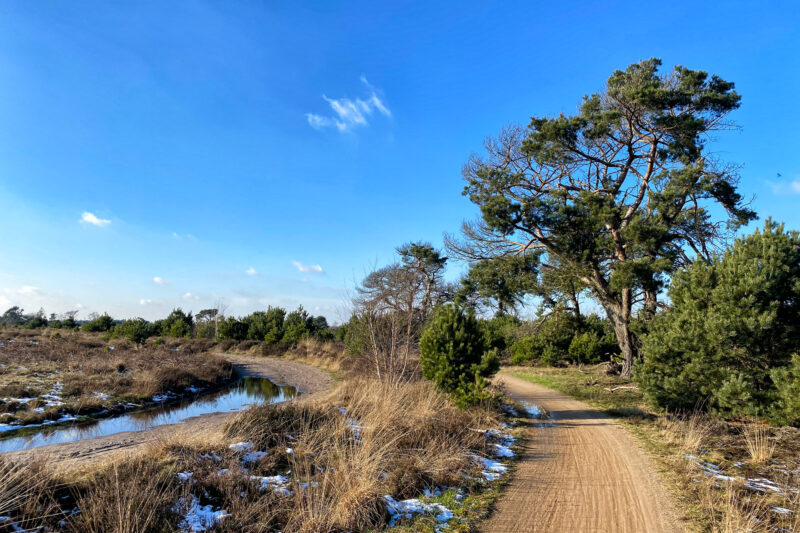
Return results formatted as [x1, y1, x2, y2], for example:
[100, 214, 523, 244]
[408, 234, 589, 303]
[0, 305, 335, 346]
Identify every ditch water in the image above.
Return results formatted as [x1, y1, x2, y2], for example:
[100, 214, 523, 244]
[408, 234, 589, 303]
[0, 377, 298, 453]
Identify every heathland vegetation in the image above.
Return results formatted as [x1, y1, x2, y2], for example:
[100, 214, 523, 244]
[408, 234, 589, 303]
[1, 59, 799, 531]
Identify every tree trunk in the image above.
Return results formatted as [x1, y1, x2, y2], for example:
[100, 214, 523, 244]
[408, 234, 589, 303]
[642, 289, 658, 321]
[597, 287, 636, 378]
[568, 290, 581, 319]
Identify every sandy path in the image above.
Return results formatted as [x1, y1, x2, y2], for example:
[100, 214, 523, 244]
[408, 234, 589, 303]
[3, 355, 332, 466]
[481, 373, 684, 533]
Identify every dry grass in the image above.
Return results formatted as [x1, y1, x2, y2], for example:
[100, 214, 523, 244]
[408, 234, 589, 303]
[742, 423, 776, 464]
[0, 330, 233, 429]
[0, 458, 62, 530]
[262, 338, 347, 374]
[70, 459, 181, 533]
[221, 376, 499, 531]
[660, 410, 717, 455]
[0, 376, 505, 532]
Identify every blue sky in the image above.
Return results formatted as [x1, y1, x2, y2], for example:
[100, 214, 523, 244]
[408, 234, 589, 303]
[0, 1, 798, 322]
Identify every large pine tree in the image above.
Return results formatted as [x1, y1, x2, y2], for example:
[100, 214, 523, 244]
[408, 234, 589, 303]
[449, 59, 756, 376]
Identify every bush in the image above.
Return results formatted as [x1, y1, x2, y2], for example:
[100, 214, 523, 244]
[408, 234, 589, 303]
[770, 354, 800, 426]
[81, 314, 115, 333]
[568, 331, 606, 364]
[419, 304, 499, 407]
[113, 318, 154, 345]
[218, 317, 249, 341]
[480, 314, 520, 353]
[154, 308, 193, 338]
[637, 221, 800, 422]
[509, 336, 540, 365]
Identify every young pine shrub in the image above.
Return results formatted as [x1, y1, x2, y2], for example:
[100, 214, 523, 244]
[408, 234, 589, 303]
[419, 304, 500, 407]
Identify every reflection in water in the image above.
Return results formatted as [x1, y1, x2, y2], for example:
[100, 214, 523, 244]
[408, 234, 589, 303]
[0, 377, 298, 453]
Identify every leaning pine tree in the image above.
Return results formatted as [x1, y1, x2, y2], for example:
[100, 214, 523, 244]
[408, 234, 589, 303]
[447, 59, 756, 376]
[419, 304, 500, 407]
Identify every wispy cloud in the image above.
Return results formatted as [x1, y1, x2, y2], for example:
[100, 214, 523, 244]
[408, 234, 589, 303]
[306, 76, 391, 133]
[246, 267, 258, 276]
[17, 285, 42, 296]
[767, 179, 800, 195]
[183, 292, 199, 300]
[153, 276, 168, 285]
[3, 286, 43, 297]
[80, 211, 111, 227]
[292, 261, 323, 274]
[139, 298, 153, 305]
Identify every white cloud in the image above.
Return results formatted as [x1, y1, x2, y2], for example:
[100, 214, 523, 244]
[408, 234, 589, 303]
[80, 211, 111, 227]
[767, 179, 800, 195]
[16, 285, 41, 296]
[153, 276, 168, 285]
[182, 292, 199, 300]
[306, 76, 391, 133]
[292, 261, 323, 274]
[139, 298, 153, 305]
[246, 267, 258, 276]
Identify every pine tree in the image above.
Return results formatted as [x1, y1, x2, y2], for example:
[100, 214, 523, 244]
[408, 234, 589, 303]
[637, 221, 800, 421]
[419, 304, 499, 407]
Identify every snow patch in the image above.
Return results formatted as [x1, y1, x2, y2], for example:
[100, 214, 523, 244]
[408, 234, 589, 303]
[384, 495, 454, 526]
[175, 496, 230, 532]
[228, 441, 254, 453]
[249, 475, 292, 495]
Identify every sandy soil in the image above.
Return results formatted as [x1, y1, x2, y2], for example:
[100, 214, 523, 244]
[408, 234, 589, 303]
[481, 373, 685, 533]
[3, 355, 332, 467]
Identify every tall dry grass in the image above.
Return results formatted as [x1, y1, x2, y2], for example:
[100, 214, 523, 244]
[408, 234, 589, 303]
[0, 458, 61, 530]
[70, 459, 181, 533]
[741, 423, 776, 464]
[660, 410, 716, 455]
[222, 376, 499, 531]
[0, 376, 503, 532]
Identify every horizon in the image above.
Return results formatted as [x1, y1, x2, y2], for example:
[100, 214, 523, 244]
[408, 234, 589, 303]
[1, 1, 799, 322]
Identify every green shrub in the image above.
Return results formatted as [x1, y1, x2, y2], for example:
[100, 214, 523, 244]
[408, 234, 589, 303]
[510, 336, 540, 365]
[113, 318, 154, 346]
[154, 308, 193, 338]
[637, 221, 800, 421]
[568, 331, 607, 364]
[770, 355, 800, 426]
[419, 304, 500, 407]
[82, 314, 115, 332]
[481, 314, 521, 353]
[540, 343, 565, 366]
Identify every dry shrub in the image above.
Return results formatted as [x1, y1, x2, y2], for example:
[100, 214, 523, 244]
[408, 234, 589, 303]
[276, 338, 346, 373]
[741, 423, 776, 464]
[0, 332, 233, 418]
[661, 410, 716, 454]
[695, 478, 772, 533]
[68, 457, 181, 533]
[220, 376, 499, 532]
[0, 458, 61, 530]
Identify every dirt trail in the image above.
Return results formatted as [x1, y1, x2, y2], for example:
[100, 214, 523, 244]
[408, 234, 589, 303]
[481, 373, 684, 533]
[3, 355, 332, 467]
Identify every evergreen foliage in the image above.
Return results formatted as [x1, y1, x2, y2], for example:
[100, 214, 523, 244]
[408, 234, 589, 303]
[450, 59, 756, 376]
[419, 304, 500, 407]
[113, 318, 154, 345]
[81, 313, 115, 332]
[637, 221, 800, 422]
